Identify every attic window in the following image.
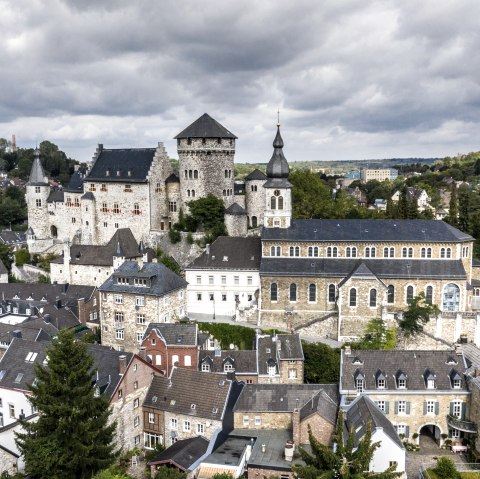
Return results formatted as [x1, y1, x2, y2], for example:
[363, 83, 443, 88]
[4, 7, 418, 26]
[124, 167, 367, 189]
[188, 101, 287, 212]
[223, 256, 228, 261]
[352, 357, 363, 365]
[446, 356, 458, 365]
[128, 169, 132, 177]
[266, 348, 271, 354]
[26, 295, 33, 301]
[116, 170, 121, 176]
[0, 370, 6, 381]
[152, 396, 158, 403]
[13, 294, 20, 299]
[170, 399, 176, 406]
[14, 373, 24, 383]
[106, 170, 110, 176]
[25, 352, 38, 363]
[212, 407, 218, 414]
[219, 380, 225, 386]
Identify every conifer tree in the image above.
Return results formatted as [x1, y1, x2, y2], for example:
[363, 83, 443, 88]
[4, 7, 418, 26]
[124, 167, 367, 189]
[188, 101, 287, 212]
[398, 186, 409, 219]
[16, 329, 117, 479]
[447, 183, 459, 227]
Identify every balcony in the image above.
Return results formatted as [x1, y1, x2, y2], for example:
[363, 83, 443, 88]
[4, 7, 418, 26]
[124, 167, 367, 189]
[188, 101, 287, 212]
[446, 414, 477, 433]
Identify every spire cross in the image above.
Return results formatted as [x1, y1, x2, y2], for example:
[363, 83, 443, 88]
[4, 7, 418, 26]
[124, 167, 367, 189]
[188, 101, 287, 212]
[277, 108, 280, 127]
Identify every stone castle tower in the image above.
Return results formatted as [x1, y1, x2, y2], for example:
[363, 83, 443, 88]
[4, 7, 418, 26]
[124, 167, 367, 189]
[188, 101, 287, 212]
[263, 124, 292, 228]
[245, 169, 267, 228]
[175, 113, 237, 210]
[25, 148, 50, 240]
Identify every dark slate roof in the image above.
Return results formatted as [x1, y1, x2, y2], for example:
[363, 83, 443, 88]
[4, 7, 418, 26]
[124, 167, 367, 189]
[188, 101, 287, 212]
[199, 350, 257, 374]
[245, 169, 267, 181]
[166, 173, 180, 183]
[144, 323, 198, 346]
[51, 228, 141, 267]
[260, 258, 466, 280]
[187, 236, 261, 271]
[300, 389, 339, 425]
[81, 191, 94, 200]
[345, 395, 403, 449]
[0, 283, 95, 304]
[340, 350, 468, 392]
[0, 318, 58, 344]
[143, 368, 232, 421]
[262, 219, 473, 242]
[175, 113, 237, 139]
[225, 203, 246, 215]
[0, 338, 129, 398]
[148, 436, 209, 470]
[64, 167, 87, 192]
[100, 261, 187, 297]
[0, 258, 7, 275]
[0, 231, 26, 245]
[28, 150, 48, 186]
[47, 189, 64, 203]
[86, 148, 156, 182]
[233, 384, 339, 419]
[258, 334, 304, 362]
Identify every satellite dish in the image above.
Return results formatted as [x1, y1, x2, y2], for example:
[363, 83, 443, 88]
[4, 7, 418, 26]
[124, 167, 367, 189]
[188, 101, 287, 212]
[229, 343, 235, 350]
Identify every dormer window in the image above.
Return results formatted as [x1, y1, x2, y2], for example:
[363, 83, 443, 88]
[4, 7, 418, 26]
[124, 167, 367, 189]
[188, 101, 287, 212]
[425, 369, 436, 389]
[268, 364, 276, 376]
[377, 378, 385, 389]
[224, 362, 234, 373]
[398, 378, 406, 389]
[352, 357, 363, 365]
[453, 379, 461, 388]
[375, 370, 386, 389]
[201, 362, 210, 372]
[356, 377, 364, 393]
[427, 378, 435, 389]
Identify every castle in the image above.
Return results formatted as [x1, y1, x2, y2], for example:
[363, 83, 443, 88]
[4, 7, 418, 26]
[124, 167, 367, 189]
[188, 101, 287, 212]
[26, 113, 274, 253]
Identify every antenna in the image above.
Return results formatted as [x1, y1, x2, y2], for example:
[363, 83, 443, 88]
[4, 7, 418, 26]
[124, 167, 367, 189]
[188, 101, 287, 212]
[277, 108, 280, 127]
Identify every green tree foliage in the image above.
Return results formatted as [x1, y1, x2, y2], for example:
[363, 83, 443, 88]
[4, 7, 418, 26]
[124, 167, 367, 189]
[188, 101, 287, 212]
[432, 456, 460, 479]
[352, 318, 396, 350]
[16, 329, 117, 479]
[197, 322, 256, 350]
[187, 194, 227, 242]
[0, 196, 26, 227]
[14, 249, 31, 266]
[446, 183, 459, 228]
[302, 342, 340, 383]
[168, 228, 181, 244]
[398, 292, 440, 338]
[156, 248, 182, 276]
[294, 410, 401, 479]
[154, 467, 187, 479]
[92, 466, 134, 479]
[0, 243, 13, 272]
[397, 186, 409, 219]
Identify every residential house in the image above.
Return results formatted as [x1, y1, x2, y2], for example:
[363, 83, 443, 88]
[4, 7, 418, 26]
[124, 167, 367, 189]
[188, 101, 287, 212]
[0, 231, 26, 252]
[99, 261, 188, 352]
[199, 349, 257, 384]
[391, 187, 432, 212]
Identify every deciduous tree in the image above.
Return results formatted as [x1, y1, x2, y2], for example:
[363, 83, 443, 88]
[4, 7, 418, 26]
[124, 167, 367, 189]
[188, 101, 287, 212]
[398, 292, 440, 338]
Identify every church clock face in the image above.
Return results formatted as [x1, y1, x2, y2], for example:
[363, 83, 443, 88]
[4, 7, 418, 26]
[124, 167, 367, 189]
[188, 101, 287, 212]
[274, 190, 281, 196]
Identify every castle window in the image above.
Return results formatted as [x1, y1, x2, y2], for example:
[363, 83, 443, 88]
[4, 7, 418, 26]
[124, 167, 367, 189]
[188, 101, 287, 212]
[36, 199, 42, 207]
[387, 285, 395, 304]
[251, 185, 257, 192]
[124, 184, 132, 192]
[189, 170, 193, 179]
[369, 289, 377, 307]
[155, 182, 162, 192]
[100, 184, 107, 192]
[132, 203, 140, 214]
[328, 284, 336, 303]
[346, 246, 357, 258]
[71, 217, 76, 224]
[113, 203, 120, 214]
[184, 170, 188, 179]
[251, 216, 258, 228]
[35, 186, 41, 193]
[327, 246, 338, 257]
[194, 170, 198, 179]
[191, 190, 195, 197]
[169, 201, 177, 212]
[270, 196, 276, 209]
[425, 285, 433, 304]
[278, 196, 284, 209]
[225, 170, 228, 178]
[101, 202, 107, 213]
[349, 288, 357, 307]
[308, 246, 319, 257]
[406, 285, 414, 304]
[308, 284, 317, 302]
[270, 283, 278, 302]
[289, 246, 300, 257]
[289, 283, 297, 302]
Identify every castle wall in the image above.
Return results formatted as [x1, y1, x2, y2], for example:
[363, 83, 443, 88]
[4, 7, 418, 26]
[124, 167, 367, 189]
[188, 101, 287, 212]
[225, 213, 248, 237]
[26, 185, 50, 239]
[149, 143, 173, 231]
[245, 179, 266, 228]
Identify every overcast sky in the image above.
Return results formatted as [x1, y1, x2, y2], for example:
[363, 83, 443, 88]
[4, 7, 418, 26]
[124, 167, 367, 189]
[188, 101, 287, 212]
[1, 0, 479, 164]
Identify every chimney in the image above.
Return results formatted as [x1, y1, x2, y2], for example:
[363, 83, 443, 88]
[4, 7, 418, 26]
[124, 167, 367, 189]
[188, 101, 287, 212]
[44, 314, 51, 323]
[139, 347, 147, 360]
[119, 355, 127, 375]
[292, 408, 300, 445]
[56, 299, 62, 309]
[344, 345, 351, 356]
[12, 330, 22, 338]
[285, 440, 294, 462]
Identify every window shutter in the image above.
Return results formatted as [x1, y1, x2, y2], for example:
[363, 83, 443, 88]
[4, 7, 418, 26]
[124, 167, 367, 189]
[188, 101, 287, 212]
[405, 426, 410, 438]
[406, 402, 411, 414]
[461, 402, 466, 420]
[450, 402, 454, 416]
[394, 401, 398, 414]
[435, 402, 439, 415]
[423, 401, 427, 415]
[385, 401, 390, 414]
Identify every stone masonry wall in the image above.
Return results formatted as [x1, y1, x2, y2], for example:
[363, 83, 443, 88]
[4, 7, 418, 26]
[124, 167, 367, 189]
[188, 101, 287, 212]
[245, 179, 267, 228]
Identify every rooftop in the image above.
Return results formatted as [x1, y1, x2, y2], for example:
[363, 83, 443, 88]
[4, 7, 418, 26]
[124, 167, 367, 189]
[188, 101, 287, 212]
[175, 113, 237, 139]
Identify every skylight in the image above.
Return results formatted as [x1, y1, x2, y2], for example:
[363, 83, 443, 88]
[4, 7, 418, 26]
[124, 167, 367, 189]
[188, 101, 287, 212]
[14, 373, 24, 383]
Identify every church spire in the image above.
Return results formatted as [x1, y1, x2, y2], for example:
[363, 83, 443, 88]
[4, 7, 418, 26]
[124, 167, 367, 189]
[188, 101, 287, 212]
[28, 147, 48, 185]
[265, 120, 291, 184]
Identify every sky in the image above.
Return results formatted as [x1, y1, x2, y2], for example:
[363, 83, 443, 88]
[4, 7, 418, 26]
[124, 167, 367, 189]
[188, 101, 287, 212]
[1, 0, 480, 164]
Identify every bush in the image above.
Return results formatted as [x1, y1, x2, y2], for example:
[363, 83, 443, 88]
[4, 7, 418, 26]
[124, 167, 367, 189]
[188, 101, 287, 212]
[434, 456, 460, 479]
[15, 249, 30, 266]
[197, 322, 256, 350]
[168, 229, 181, 244]
[186, 232, 194, 245]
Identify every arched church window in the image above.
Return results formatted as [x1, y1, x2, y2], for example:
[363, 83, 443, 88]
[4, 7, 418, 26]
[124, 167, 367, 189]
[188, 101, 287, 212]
[278, 196, 284, 210]
[271, 196, 276, 209]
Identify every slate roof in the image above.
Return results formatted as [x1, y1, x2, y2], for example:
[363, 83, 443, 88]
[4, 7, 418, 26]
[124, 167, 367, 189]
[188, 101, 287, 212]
[0, 317, 58, 344]
[175, 113, 237, 139]
[261, 219, 473, 243]
[143, 368, 232, 421]
[100, 261, 187, 297]
[28, 150, 48, 186]
[86, 148, 156, 182]
[0, 258, 7, 275]
[0, 283, 95, 304]
[148, 436, 209, 470]
[225, 203, 246, 215]
[199, 350, 257, 374]
[258, 334, 304, 362]
[345, 395, 403, 449]
[166, 173, 180, 183]
[47, 189, 64, 203]
[51, 228, 141, 266]
[245, 169, 267, 181]
[260, 258, 467, 280]
[233, 384, 339, 417]
[300, 389, 339, 424]
[187, 236, 261, 271]
[265, 126, 290, 187]
[64, 167, 87, 192]
[0, 231, 26, 245]
[144, 323, 198, 346]
[340, 350, 468, 392]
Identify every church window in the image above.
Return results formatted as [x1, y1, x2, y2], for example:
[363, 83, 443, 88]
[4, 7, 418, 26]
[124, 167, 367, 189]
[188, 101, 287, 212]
[36, 199, 42, 207]
[383, 247, 395, 258]
[369, 289, 377, 307]
[270, 246, 281, 256]
[446, 247, 452, 258]
[124, 184, 132, 192]
[308, 246, 319, 257]
[328, 284, 336, 303]
[365, 246, 376, 258]
[349, 288, 357, 307]
[270, 196, 276, 209]
[133, 204, 141, 215]
[403, 247, 413, 258]
[101, 202, 107, 213]
[425, 285, 433, 304]
[270, 283, 278, 302]
[289, 246, 299, 257]
[406, 285, 414, 304]
[308, 284, 317, 302]
[251, 216, 258, 228]
[388, 285, 395, 303]
[35, 186, 41, 193]
[346, 246, 357, 258]
[289, 283, 297, 302]
[169, 202, 177, 212]
[278, 196, 284, 209]
[113, 203, 120, 214]
[327, 246, 338, 257]
[194, 170, 198, 179]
